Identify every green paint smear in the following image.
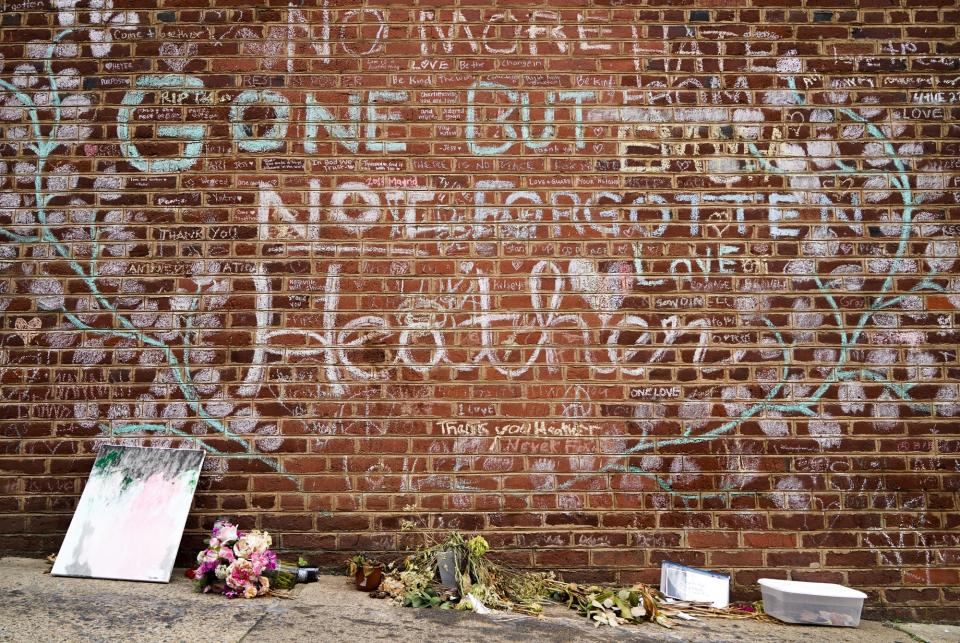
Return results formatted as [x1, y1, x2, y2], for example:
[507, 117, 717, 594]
[120, 473, 134, 492]
[93, 449, 121, 472]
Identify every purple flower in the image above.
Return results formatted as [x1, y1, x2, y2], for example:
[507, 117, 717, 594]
[264, 550, 278, 571]
[250, 550, 278, 575]
[196, 548, 219, 574]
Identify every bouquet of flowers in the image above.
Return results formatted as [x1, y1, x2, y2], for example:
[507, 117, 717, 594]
[188, 519, 278, 599]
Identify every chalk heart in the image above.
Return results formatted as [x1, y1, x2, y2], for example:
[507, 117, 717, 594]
[567, 259, 632, 312]
[159, 42, 197, 72]
[14, 316, 41, 346]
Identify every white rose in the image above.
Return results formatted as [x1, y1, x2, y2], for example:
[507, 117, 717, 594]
[234, 538, 253, 559]
[249, 530, 272, 553]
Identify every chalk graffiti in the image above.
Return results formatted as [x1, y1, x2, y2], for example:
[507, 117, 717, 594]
[0, 29, 289, 481]
[560, 65, 957, 491]
[1, 20, 957, 498]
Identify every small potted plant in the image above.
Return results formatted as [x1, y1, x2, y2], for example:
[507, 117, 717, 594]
[347, 554, 383, 591]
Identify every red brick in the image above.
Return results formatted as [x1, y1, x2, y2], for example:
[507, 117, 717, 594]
[884, 588, 942, 604]
[687, 530, 739, 549]
[744, 532, 797, 548]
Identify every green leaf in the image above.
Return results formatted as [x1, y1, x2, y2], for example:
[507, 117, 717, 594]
[614, 597, 631, 616]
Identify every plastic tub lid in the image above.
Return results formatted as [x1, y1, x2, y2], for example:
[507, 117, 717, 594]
[758, 578, 867, 599]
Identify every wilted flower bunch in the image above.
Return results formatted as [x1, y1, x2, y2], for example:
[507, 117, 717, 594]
[188, 519, 277, 599]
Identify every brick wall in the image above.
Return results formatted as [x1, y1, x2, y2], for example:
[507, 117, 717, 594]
[1, 0, 959, 621]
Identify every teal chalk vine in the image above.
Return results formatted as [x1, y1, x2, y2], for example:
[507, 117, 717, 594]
[0, 31, 293, 485]
[2, 33, 948, 496]
[560, 79, 946, 493]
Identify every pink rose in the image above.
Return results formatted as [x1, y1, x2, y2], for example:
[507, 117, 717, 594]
[213, 520, 239, 544]
[225, 559, 255, 591]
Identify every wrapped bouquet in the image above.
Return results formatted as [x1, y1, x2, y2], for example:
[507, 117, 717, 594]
[188, 519, 278, 598]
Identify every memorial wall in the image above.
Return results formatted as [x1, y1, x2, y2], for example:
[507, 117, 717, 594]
[0, 0, 958, 619]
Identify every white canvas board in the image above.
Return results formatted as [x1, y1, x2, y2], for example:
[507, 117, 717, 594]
[52, 445, 204, 583]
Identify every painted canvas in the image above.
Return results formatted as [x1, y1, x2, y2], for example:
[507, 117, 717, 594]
[52, 445, 205, 583]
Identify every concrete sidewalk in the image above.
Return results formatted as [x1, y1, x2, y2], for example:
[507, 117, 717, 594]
[1, 557, 956, 643]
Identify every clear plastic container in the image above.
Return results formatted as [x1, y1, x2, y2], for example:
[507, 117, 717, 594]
[759, 578, 866, 627]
